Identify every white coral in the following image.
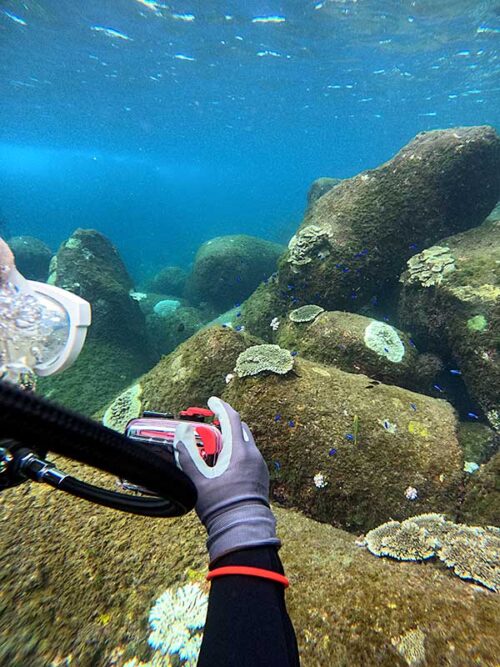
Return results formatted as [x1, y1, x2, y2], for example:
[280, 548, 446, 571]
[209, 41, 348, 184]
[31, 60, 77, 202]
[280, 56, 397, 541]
[148, 583, 208, 663]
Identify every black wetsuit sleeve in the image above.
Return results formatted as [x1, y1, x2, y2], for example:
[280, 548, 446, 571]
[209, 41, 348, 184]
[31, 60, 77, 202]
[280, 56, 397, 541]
[197, 546, 300, 667]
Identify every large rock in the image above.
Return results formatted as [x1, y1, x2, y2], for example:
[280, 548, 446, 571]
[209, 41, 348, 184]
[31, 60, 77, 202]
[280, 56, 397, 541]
[305, 177, 342, 213]
[98, 326, 261, 425]
[143, 265, 188, 297]
[1, 466, 498, 667]
[37, 229, 155, 416]
[184, 234, 284, 311]
[271, 126, 500, 319]
[7, 235, 52, 281]
[276, 309, 441, 393]
[459, 450, 500, 527]
[399, 217, 500, 428]
[223, 356, 464, 532]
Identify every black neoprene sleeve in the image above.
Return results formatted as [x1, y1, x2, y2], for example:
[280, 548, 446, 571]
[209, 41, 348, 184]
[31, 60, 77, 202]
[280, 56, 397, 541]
[197, 546, 300, 667]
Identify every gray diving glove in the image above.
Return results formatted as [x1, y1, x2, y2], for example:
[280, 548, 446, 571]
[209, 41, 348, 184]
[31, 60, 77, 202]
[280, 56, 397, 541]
[173, 396, 281, 564]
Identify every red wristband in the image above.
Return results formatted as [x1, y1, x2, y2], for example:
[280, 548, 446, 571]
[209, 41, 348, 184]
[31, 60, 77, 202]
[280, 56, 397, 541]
[207, 566, 289, 588]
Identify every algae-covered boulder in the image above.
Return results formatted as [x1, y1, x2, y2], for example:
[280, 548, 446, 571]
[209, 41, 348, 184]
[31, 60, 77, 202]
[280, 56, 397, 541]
[1, 475, 499, 667]
[143, 265, 188, 297]
[223, 356, 464, 532]
[399, 218, 500, 428]
[184, 234, 284, 311]
[457, 422, 499, 465]
[146, 304, 206, 357]
[240, 277, 290, 341]
[459, 451, 500, 527]
[139, 325, 261, 416]
[277, 310, 441, 393]
[7, 235, 52, 281]
[37, 229, 155, 415]
[274, 126, 500, 316]
[306, 177, 341, 212]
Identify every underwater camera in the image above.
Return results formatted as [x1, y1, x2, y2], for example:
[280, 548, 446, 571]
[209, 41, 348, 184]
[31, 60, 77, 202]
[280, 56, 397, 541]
[119, 407, 222, 494]
[0, 381, 198, 517]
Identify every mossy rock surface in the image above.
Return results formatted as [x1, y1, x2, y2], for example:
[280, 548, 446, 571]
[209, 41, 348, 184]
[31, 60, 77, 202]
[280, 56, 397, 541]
[241, 278, 290, 341]
[277, 311, 440, 393]
[145, 305, 206, 357]
[399, 218, 500, 424]
[184, 234, 284, 311]
[1, 463, 499, 667]
[140, 325, 261, 415]
[223, 357, 464, 532]
[457, 422, 499, 464]
[459, 450, 500, 526]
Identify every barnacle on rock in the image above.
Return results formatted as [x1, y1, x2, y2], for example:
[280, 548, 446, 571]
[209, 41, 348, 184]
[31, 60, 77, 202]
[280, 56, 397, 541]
[235, 344, 294, 378]
[102, 383, 143, 433]
[289, 304, 325, 323]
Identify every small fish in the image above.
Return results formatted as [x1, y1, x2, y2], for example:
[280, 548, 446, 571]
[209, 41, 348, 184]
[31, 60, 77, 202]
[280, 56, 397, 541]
[274, 414, 281, 422]
[291, 351, 298, 357]
[433, 384, 444, 392]
[328, 448, 337, 456]
[410, 403, 417, 411]
[467, 412, 479, 420]
[409, 338, 416, 348]
[273, 461, 281, 470]
[449, 369, 462, 375]
[236, 312, 242, 317]
[288, 420, 295, 427]
[408, 243, 418, 251]
[345, 434, 354, 441]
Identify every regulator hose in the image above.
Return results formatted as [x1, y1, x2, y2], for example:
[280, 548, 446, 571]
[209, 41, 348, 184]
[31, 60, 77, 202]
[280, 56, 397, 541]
[0, 380, 197, 517]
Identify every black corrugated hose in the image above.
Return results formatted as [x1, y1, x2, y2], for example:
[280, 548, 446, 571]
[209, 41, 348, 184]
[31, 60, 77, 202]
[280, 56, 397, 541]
[0, 380, 197, 517]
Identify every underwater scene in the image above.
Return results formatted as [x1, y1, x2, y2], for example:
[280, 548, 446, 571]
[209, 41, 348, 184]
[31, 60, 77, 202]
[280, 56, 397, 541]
[0, 0, 500, 665]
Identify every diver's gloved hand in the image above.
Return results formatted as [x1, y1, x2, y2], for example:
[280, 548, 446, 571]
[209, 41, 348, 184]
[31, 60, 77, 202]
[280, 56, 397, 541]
[173, 396, 281, 564]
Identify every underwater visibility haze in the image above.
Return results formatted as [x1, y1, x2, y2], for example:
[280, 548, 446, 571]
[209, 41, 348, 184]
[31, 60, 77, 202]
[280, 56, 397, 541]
[0, 1, 499, 666]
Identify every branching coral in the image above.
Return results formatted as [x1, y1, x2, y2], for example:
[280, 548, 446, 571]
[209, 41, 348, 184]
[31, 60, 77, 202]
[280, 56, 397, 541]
[102, 383, 143, 433]
[124, 582, 209, 667]
[289, 304, 325, 323]
[235, 344, 294, 377]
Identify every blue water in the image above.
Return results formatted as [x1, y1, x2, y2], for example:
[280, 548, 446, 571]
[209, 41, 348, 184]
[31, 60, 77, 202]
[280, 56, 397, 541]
[0, 0, 499, 279]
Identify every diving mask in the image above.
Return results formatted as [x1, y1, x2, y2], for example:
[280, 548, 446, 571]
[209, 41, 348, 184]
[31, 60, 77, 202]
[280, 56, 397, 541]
[0, 264, 91, 385]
